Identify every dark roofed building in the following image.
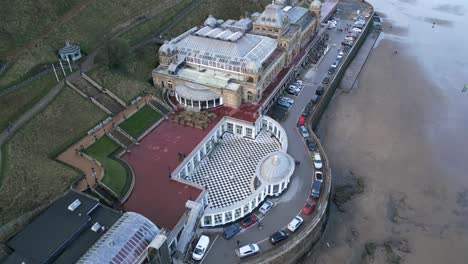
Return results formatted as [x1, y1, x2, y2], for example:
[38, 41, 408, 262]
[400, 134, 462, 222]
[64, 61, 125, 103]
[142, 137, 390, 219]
[4, 190, 121, 264]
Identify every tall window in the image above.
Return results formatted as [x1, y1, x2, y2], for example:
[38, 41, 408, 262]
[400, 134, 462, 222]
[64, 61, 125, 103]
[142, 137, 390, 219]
[245, 128, 253, 138]
[247, 91, 253, 101]
[168, 80, 173, 89]
[227, 123, 234, 133]
[236, 125, 242, 135]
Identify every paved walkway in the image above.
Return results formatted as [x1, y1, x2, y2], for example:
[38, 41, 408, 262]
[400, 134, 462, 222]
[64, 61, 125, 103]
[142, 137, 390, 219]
[57, 94, 154, 191]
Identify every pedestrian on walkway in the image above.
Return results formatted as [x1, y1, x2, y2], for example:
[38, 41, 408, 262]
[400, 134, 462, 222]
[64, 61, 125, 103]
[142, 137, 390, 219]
[237, 240, 240, 247]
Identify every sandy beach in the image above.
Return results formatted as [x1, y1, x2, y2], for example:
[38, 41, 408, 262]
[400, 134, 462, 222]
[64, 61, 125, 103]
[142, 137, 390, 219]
[301, 0, 468, 263]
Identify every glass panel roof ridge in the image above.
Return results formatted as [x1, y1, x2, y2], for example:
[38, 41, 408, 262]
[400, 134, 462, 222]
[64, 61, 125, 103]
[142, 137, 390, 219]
[77, 212, 159, 264]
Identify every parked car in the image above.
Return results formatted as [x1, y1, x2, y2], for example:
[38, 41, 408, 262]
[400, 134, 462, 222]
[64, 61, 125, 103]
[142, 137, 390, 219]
[342, 40, 354, 47]
[313, 152, 322, 169]
[240, 214, 258, 228]
[237, 243, 260, 258]
[287, 216, 304, 232]
[322, 77, 330, 84]
[295, 80, 303, 85]
[297, 115, 306, 126]
[330, 61, 338, 68]
[306, 101, 313, 109]
[352, 27, 362, 33]
[289, 84, 299, 90]
[344, 36, 355, 41]
[314, 171, 324, 182]
[299, 126, 310, 138]
[301, 199, 317, 215]
[259, 200, 274, 214]
[306, 139, 317, 151]
[280, 96, 294, 104]
[328, 67, 336, 74]
[337, 53, 343, 60]
[315, 86, 324, 96]
[286, 88, 298, 95]
[223, 223, 242, 239]
[310, 94, 319, 103]
[277, 100, 292, 108]
[270, 230, 289, 244]
[192, 235, 210, 261]
[310, 180, 322, 199]
[302, 109, 310, 117]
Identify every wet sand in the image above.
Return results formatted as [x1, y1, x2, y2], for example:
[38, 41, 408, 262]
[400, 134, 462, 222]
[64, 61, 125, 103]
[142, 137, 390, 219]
[301, 0, 468, 262]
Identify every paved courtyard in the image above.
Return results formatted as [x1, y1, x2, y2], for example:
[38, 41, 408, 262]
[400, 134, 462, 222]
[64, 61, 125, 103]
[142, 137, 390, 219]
[188, 131, 280, 209]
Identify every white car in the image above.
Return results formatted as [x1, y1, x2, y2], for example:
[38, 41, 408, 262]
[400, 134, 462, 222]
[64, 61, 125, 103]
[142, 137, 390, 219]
[289, 85, 299, 90]
[237, 243, 260, 258]
[192, 235, 210, 261]
[280, 96, 294, 104]
[313, 152, 322, 169]
[352, 27, 362, 33]
[344, 37, 355, 41]
[295, 80, 303, 85]
[259, 200, 274, 214]
[314, 171, 324, 183]
[299, 126, 310, 138]
[287, 216, 304, 232]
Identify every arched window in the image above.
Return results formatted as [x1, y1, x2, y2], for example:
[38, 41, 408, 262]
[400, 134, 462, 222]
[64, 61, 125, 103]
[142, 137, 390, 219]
[247, 91, 253, 101]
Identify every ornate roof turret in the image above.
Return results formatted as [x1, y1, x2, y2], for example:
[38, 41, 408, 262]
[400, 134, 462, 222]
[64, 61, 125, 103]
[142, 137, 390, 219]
[160, 41, 176, 55]
[311, 0, 322, 9]
[204, 15, 217, 28]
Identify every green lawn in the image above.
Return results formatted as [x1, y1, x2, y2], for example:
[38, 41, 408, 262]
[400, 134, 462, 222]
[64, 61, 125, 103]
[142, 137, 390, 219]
[84, 135, 129, 197]
[302, 3, 310, 8]
[119, 105, 162, 138]
[0, 88, 106, 225]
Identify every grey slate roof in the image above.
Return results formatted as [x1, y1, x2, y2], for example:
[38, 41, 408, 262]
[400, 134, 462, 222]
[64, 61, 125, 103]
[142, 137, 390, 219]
[4, 191, 121, 264]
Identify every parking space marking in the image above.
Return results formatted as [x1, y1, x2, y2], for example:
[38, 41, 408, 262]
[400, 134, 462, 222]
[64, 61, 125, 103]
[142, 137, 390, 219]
[200, 235, 218, 264]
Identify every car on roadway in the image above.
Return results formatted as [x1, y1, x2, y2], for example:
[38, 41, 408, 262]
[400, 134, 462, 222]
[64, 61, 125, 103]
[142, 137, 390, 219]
[311, 180, 322, 199]
[328, 67, 335, 74]
[310, 94, 319, 103]
[315, 171, 324, 183]
[295, 80, 303, 85]
[313, 152, 322, 169]
[322, 77, 330, 84]
[297, 115, 306, 126]
[192, 235, 210, 261]
[344, 36, 355, 42]
[259, 200, 274, 214]
[286, 88, 297, 95]
[277, 100, 292, 109]
[342, 40, 354, 47]
[315, 86, 324, 96]
[280, 96, 294, 104]
[240, 214, 258, 228]
[223, 223, 242, 239]
[287, 216, 304, 232]
[330, 61, 339, 68]
[352, 27, 362, 33]
[306, 139, 317, 151]
[270, 230, 289, 244]
[365, 13, 371, 18]
[299, 126, 309, 138]
[302, 109, 309, 117]
[237, 243, 260, 258]
[289, 84, 299, 90]
[301, 199, 316, 215]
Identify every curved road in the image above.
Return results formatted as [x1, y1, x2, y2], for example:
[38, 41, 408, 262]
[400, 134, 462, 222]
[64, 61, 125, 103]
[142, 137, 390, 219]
[202, 18, 350, 264]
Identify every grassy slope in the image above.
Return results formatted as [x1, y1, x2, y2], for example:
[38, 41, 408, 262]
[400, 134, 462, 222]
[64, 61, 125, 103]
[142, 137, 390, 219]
[0, 88, 106, 225]
[0, 0, 176, 88]
[89, 45, 158, 103]
[84, 135, 128, 197]
[0, 73, 56, 132]
[119, 105, 162, 138]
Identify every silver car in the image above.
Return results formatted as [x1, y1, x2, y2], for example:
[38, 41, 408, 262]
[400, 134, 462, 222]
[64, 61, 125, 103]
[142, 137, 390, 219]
[237, 243, 260, 258]
[259, 200, 274, 214]
[299, 126, 310, 138]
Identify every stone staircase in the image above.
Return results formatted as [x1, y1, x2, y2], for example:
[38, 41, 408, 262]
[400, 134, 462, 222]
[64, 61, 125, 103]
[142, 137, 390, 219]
[69, 77, 125, 114]
[149, 99, 172, 115]
[108, 128, 135, 149]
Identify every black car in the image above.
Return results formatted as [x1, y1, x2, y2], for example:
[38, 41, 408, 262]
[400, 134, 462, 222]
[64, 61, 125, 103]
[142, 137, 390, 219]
[223, 223, 242, 239]
[270, 230, 288, 244]
[328, 67, 335, 74]
[315, 86, 324, 96]
[306, 139, 317, 151]
[302, 110, 309, 117]
[322, 77, 330, 84]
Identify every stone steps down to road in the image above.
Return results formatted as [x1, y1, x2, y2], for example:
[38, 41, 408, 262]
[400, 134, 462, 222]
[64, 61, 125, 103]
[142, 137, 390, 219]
[108, 129, 134, 149]
[149, 99, 171, 115]
[69, 77, 125, 114]
[92, 184, 120, 206]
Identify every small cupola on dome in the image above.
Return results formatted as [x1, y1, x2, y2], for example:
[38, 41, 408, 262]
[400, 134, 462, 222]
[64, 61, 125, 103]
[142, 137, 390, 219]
[256, 152, 295, 185]
[311, 0, 322, 9]
[160, 41, 176, 55]
[204, 15, 218, 28]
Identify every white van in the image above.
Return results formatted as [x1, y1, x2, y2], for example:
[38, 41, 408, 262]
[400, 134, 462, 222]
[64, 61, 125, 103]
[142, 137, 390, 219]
[192, 235, 210, 261]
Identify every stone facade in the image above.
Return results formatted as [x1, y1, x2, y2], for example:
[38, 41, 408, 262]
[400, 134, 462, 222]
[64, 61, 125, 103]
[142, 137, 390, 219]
[152, 2, 317, 110]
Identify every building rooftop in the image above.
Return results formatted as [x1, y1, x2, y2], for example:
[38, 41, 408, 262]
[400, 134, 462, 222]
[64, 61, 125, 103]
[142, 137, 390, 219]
[77, 212, 159, 264]
[286, 6, 309, 25]
[176, 66, 241, 91]
[5, 191, 121, 264]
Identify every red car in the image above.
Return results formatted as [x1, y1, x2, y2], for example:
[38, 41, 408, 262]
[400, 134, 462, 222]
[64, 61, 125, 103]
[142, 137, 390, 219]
[301, 199, 316, 215]
[240, 214, 258, 228]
